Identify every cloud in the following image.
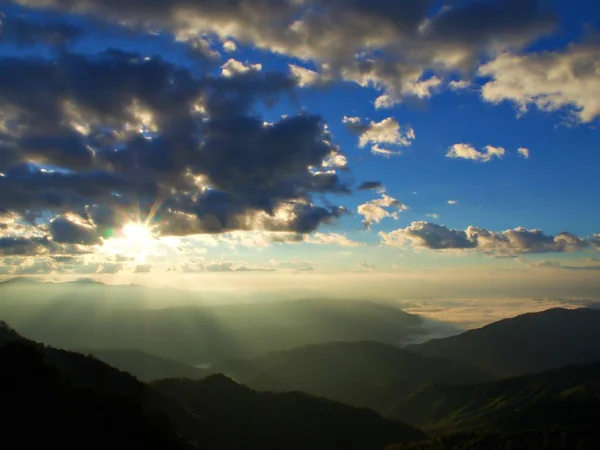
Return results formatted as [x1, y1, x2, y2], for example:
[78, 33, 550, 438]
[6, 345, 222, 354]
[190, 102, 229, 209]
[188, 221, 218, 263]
[306, 232, 363, 247]
[530, 259, 600, 271]
[344, 116, 414, 157]
[357, 181, 384, 191]
[381, 222, 476, 251]
[448, 80, 471, 91]
[12, 0, 556, 107]
[97, 262, 123, 274]
[222, 39, 237, 52]
[134, 264, 153, 273]
[381, 221, 595, 256]
[221, 58, 262, 77]
[0, 49, 352, 257]
[446, 143, 505, 162]
[479, 40, 600, 123]
[355, 261, 376, 272]
[289, 64, 322, 87]
[0, 12, 84, 47]
[276, 261, 314, 271]
[357, 193, 408, 229]
[517, 147, 531, 159]
[49, 215, 101, 245]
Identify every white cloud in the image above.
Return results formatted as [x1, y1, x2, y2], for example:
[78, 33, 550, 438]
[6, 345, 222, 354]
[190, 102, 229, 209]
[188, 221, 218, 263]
[479, 41, 600, 123]
[289, 64, 321, 87]
[220, 58, 262, 77]
[446, 143, 505, 162]
[517, 147, 530, 159]
[222, 39, 237, 52]
[448, 80, 471, 91]
[357, 194, 408, 228]
[343, 116, 415, 157]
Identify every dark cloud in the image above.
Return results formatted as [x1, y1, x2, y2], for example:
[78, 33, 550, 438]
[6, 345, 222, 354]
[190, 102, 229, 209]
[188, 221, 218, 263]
[381, 221, 475, 250]
[0, 49, 349, 251]
[358, 181, 383, 191]
[11, 0, 556, 104]
[381, 222, 595, 256]
[49, 215, 101, 245]
[0, 12, 83, 47]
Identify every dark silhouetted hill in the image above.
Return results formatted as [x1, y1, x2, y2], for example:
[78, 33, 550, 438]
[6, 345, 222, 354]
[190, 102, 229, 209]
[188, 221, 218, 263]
[153, 374, 424, 450]
[1, 321, 423, 450]
[387, 427, 600, 450]
[74, 348, 208, 381]
[409, 308, 600, 376]
[0, 341, 196, 449]
[212, 341, 491, 412]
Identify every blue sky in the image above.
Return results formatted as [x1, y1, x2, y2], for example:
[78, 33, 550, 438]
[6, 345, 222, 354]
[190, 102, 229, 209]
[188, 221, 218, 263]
[0, 0, 599, 299]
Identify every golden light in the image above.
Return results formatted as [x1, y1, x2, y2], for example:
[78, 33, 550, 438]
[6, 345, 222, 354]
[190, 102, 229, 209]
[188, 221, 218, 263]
[122, 223, 153, 244]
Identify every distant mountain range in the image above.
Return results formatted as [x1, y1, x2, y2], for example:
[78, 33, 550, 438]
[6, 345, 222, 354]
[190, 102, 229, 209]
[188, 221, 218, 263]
[74, 349, 208, 381]
[3, 295, 600, 449]
[389, 360, 600, 431]
[0, 279, 423, 363]
[212, 341, 492, 412]
[408, 308, 600, 376]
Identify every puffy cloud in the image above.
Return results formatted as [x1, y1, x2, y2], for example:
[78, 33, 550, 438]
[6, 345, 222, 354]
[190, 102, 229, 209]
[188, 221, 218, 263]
[467, 226, 590, 255]
[381, 222, 476, 251]
[289, 64, 322, 87]
[357, 193, 408, 229]
[446, 143, 505, 162]
[12, 0, 555, 104]
[49, 215, 101, 245]
[222, 39, 237, 52]
[344, 116, 414, 157]
[0, 49, 351, 257]
[479, 41, 600, 123]
[381, 221, 595, 256]
[448, 80, 471, 91]
[220, 58, 262, 77]
[517, 147, 531, 159]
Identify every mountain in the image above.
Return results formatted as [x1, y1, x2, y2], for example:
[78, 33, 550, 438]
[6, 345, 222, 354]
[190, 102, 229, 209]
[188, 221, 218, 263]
[0, 320, 24, 345]
[0, 279, 424, 363]
[409, 308, 600, 377]
[212, 341, 491, 413]
[1, 339, 197, 448]
[387, 360, 600, 432]
[153, 374, 424, 450]
[388, 427, 600, 450]
[1, 321, 423, 450]
[75, 349, 208, 381]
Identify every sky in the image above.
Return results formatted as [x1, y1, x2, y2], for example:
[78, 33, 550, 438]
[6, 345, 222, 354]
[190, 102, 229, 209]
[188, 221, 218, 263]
[0, 0, 599, 304]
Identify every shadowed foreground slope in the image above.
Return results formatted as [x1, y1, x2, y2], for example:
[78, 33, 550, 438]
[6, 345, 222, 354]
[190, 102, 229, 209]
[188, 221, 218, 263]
[0, 321, 423, 450]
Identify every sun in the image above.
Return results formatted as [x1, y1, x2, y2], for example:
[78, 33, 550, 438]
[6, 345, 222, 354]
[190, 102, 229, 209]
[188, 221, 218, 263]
[122, 223, 153, 244]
